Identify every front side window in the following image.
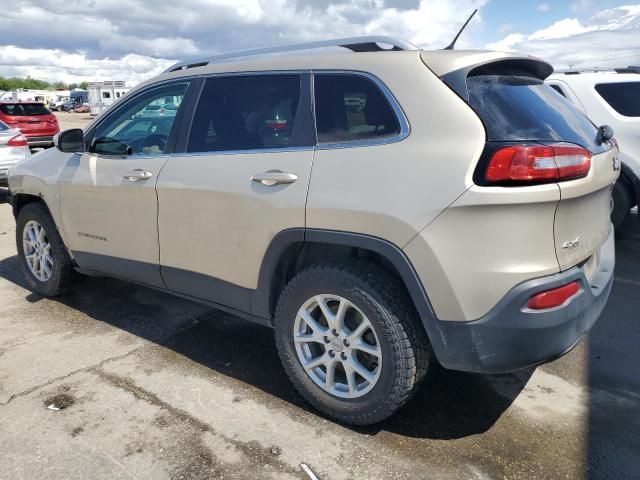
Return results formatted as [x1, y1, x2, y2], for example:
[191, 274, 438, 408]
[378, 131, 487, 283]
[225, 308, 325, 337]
[187, 75, 301, 153]
[595, 82, 640, 117]
[314, 74, 401, 144]
[91, 82, 188, 156]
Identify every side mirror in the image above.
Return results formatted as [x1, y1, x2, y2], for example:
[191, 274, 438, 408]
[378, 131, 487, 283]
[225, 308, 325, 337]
[597, 125, 614, 145]
[55, 129, 85, 153]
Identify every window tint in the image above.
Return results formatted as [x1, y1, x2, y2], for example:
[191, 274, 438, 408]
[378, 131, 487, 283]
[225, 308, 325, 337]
[187, 75, 301, 153]
[595, 82, 640, 117]
[314, 74, 400, 144]
[467, 75, 603, 152]
[0, 103, 50, 116]
[91, 82, 188, 156]
[548, 84, 566, 97]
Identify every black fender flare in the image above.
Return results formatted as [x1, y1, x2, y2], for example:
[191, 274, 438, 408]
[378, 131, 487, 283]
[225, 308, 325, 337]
[252, 228, 447, 357]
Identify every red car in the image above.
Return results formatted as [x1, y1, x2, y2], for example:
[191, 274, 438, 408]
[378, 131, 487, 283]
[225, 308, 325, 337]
[0, 102, 60, 148]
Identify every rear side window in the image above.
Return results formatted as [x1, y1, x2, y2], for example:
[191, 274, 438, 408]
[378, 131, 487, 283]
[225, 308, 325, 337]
[595, 82, 640, 117]
[0, 120, 8, 131]
[188, 75, 301, 153]
[0, 104, 50, 116]
[467, 75, 603, 151]
[314, 74, 400, 144]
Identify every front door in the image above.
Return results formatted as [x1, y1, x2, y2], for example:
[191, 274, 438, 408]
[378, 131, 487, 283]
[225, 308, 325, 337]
[59, 81, 191, 287]
[156, 73, 314, 311]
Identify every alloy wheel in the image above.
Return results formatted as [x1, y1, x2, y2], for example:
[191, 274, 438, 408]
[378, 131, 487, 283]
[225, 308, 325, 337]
[293, 294, 382, 399]
[22, 220, 53, 282]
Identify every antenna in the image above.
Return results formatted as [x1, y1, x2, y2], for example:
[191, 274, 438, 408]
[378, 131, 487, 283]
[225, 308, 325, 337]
[444, 9, 478, 50]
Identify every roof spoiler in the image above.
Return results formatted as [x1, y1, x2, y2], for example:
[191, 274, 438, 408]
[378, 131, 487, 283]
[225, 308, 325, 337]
[436, 56, 554, 102]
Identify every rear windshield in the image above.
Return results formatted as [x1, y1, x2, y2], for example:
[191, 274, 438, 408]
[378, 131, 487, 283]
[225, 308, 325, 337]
[0, 103, 51, 116]
[595, 82, 640, 117]
[467, 74, 603, 152]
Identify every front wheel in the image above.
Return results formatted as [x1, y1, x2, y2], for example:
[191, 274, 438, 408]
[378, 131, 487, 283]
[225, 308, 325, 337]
[274, 261, 429, 425]
[16, 202, 75, 296]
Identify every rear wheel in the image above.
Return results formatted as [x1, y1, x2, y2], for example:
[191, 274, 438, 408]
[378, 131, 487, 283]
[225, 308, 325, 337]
[274, 261, 429, 425]
[16, 202, 75, 296]
[611, 180, 632, 229]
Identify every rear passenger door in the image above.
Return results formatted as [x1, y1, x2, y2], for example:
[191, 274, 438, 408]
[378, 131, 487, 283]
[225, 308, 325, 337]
[156, 73, 314, 311]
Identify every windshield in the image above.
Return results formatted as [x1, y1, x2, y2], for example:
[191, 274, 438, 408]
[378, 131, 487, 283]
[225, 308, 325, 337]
[467, 74, 605, 153]
[0, 103, 51, 116]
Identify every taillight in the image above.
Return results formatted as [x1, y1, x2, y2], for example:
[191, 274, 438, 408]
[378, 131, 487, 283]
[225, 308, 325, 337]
[484, 144, 591, 185]
[7, 134, 28, 147]
[527, 281, 581, 310]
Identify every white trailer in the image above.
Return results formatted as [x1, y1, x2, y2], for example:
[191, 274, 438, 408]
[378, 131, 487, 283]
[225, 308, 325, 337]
[88, 81, 130, 116]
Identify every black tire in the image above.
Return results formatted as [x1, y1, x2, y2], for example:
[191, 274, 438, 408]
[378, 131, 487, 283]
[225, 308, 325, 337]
[16, 202, 75, 296]
[274, 260, 429, 425]
[611, 180, 632, 229]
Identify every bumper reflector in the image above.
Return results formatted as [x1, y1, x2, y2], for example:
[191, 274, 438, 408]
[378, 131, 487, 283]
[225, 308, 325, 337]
[527, 281, 581, 310]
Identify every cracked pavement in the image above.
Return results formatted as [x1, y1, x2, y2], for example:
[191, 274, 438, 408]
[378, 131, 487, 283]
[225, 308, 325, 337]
[0, 197, 639, 479]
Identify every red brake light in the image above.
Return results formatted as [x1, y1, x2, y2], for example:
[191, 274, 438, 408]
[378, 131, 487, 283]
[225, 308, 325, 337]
[7, 134, 28, 147]
[484, 144, 591, 184]
[266, 119, 288, 130]
[527, 281, 581, 310]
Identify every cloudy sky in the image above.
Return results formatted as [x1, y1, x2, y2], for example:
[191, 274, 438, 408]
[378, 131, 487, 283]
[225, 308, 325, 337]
[0, 0, 639, 85]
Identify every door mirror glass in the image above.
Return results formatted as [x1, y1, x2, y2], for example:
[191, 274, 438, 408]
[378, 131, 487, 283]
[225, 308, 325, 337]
[55, 129, 85, 153]
[90, 82, 188, 156]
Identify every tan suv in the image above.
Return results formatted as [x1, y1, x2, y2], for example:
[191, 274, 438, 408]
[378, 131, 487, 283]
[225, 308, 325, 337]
[7, 37, 619, 425]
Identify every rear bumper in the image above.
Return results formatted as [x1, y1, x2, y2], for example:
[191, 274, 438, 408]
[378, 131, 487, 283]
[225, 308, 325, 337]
[430, 227, 615, 374]
[26, 136, 54, 148]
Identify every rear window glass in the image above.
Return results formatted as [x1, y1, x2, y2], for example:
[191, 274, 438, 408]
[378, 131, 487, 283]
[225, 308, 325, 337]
[595, 82, 640, 117]
[0, 103, 50, 116]
[467, 75, 603, 151]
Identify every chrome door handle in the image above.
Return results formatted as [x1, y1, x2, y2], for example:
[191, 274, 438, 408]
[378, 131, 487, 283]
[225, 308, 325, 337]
[123, 170, 153, 182]
[251, 171, 298, 186]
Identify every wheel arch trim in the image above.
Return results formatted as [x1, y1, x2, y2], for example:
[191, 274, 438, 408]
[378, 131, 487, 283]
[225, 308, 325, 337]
[253, 228, 442, 349]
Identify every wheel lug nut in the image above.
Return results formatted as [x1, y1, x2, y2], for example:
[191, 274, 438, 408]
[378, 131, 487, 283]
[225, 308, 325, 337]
[340, 352, 347, 361]
[324, 336, 330, 344]
[331, 329, 338, 336]
[328, 350, 335, 357]
[343, 339, 350, 347]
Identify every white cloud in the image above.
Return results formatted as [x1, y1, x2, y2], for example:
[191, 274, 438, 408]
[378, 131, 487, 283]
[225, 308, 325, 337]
[486, 5, 640, 70]
[0, 0, 487, 85]
[537, 3, 550, 13]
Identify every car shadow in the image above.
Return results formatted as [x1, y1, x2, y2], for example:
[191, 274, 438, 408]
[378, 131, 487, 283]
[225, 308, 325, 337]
[587, 211, 640, 479]
[0, 252, 530, 441]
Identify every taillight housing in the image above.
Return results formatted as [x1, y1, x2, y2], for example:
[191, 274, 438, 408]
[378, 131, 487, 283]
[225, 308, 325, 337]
[483, 143, 591, 185]
[7, 134, 28, 147]
[527, 281, 581, 310]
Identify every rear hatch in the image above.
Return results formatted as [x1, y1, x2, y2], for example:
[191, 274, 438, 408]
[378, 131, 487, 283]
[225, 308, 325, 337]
[0, 103, 58, 136]
[442, 58, 619, 271]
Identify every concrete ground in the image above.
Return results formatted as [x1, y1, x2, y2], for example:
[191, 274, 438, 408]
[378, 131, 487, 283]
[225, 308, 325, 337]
[0, 117, 639, 479]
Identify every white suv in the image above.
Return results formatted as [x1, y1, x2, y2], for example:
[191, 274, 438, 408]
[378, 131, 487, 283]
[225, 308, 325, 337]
[547, 69, 640, 227]
[8, 37, 619, 424]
